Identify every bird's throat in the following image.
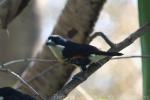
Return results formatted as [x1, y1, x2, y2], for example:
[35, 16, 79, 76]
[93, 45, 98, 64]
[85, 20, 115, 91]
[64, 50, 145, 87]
[48, 45, 64, 62]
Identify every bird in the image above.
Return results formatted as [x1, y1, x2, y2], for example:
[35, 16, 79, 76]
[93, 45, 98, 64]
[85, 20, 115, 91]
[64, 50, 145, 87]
[0, 87, 35, 100]
[46, 35, 123, 71]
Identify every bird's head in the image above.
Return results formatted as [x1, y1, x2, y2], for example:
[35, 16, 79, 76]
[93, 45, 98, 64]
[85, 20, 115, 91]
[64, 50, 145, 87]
[46, 35, 66, 46]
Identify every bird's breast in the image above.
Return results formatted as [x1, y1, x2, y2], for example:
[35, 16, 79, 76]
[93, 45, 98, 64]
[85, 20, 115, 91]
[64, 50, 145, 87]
[48, 45, 64, 62]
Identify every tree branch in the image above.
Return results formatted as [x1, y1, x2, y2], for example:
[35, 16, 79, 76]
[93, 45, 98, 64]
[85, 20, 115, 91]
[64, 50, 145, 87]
[0, 53, 149, 100]
[0, 58, 57, 100]
[112, 55, 150, 60]
[49, 22, 150, 100]
[2, 58, 58, 68]
[88, 32, 116, 47]
[0, 67, 45, 100]
[16, 66, 53, 89]
[15, 55, 150, 88]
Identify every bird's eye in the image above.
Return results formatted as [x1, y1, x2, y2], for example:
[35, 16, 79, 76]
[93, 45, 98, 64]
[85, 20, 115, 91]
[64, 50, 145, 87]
[48, 37, 51, 40]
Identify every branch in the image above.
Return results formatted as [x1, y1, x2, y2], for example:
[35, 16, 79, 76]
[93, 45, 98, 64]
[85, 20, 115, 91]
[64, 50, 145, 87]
[88, 32, 116, 47]
[2, 58, 58, 68]
[14, 56, 145, 100]
[5, 54, 147, 100]
[16, 55, 149, 89]
[49, 22, 150, 100]
[0, 67, 45, 100]
[112, 55, 150, 60]
[0, 53, 148, 100]
[1, 54, 149, 89]
[0, 58, 58, 100]
[16, 66, 53, 89]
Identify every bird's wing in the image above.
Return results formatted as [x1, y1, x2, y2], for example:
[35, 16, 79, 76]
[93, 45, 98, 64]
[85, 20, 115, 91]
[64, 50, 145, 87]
[62, 41, 90, 58]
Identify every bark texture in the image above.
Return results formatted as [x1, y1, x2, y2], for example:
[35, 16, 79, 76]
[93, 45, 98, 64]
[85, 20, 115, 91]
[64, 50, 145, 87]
[17, 0, 106, 99]
[0, 0, 106, 99]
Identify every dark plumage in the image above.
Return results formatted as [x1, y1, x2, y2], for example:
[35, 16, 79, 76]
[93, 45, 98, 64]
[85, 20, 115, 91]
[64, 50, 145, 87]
[0, 87, 35, 100]
[46, 35, 123, 71]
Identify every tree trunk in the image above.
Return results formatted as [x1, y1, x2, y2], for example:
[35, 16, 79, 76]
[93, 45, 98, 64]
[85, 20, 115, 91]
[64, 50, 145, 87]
[17, 0, 106, 99]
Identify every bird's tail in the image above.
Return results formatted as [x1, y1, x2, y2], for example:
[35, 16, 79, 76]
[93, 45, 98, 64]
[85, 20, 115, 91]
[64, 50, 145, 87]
[98, 51, 123, 56]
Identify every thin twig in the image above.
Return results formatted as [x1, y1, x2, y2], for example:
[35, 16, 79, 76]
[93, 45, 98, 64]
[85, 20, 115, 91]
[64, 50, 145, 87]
[3, 54, 146, 100]
[0, 55, 149, 69]
[0, 58, 57, 100]
[0, 68, 45, 100]
[112, 55, 150, 60]
[15, 55, 149, 89]
[49, 22, 150, 100]
[0, 54, 149, 100]
[16, 66, 53, 89]
[2, 58, 58, 68]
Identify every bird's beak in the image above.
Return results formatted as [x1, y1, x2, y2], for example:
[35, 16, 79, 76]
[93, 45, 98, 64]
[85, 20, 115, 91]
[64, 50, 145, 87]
[46, 40, 55, 46]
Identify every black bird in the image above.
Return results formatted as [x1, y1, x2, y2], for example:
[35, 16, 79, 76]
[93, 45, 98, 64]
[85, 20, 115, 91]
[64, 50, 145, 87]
[46, 35, 123, 71]
[0, 87, 35, 100]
